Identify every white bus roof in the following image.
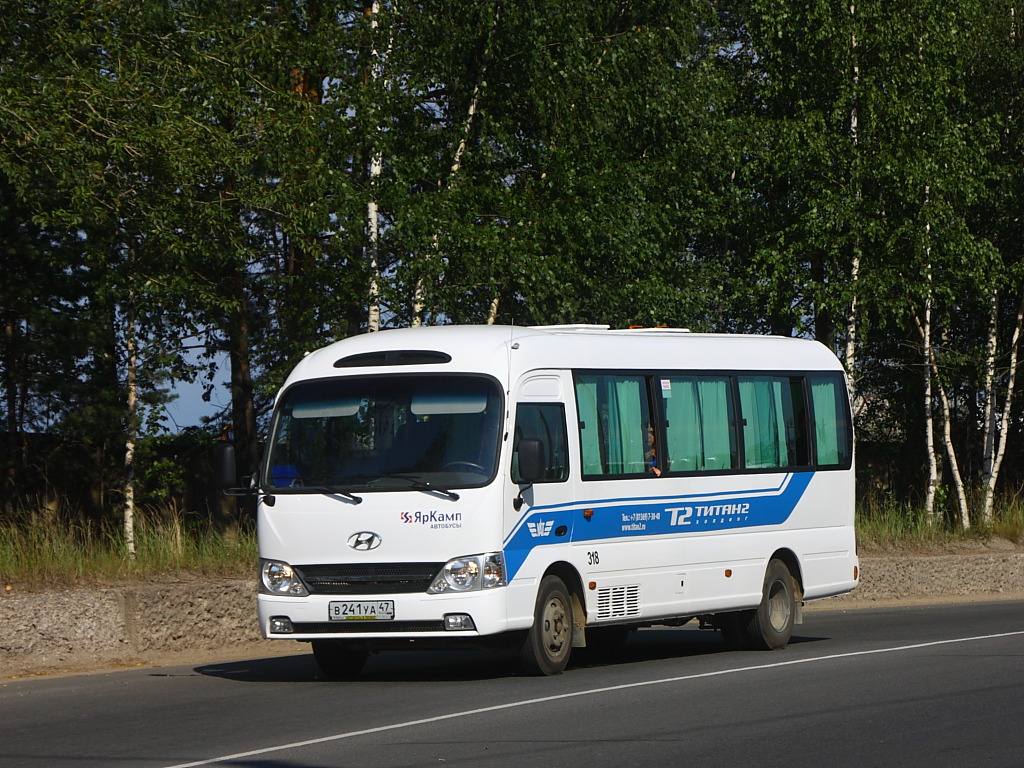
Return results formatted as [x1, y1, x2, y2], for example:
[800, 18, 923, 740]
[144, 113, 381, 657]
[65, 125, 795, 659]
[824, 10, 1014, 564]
[283, 325, 845, 387]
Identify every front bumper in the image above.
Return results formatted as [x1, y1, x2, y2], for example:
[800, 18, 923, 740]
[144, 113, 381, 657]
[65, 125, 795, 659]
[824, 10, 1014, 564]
[258, 588, 514, 641]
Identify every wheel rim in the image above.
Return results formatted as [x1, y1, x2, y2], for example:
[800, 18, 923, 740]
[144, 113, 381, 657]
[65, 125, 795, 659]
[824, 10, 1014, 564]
[541, 594, 569, 657]
[766, 579, 792, 633]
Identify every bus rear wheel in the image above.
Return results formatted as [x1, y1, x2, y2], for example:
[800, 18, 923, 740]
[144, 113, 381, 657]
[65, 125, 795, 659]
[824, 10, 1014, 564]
[520, 575, 574, 675]
[747, 558, 797, 650]
[312, 640, 368, 680]
[718, 559, 797, 650]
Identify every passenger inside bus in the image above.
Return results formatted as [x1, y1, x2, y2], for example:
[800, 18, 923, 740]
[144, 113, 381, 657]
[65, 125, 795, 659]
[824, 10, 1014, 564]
[645, 422, 662, 476]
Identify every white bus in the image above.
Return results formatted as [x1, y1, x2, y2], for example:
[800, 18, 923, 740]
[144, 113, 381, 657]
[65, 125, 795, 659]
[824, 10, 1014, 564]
[249, 324, 858, 677]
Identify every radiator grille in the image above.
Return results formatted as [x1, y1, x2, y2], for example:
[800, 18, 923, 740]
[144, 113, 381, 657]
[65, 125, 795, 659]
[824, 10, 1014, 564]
[596, 584, 641, 620]
[295, 563, 443, 595]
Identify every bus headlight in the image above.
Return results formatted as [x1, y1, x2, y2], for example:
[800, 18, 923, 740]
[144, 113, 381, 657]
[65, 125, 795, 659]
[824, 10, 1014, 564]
[428, 553, 506, 594]
[260, 559, 309, 596]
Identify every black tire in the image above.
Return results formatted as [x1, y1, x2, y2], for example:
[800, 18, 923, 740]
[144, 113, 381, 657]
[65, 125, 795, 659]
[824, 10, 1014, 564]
[718, 610, 754, 650]
[745, 558, 797, 650]
[520, 575, 574, 675]
[312, 640, 368, 680]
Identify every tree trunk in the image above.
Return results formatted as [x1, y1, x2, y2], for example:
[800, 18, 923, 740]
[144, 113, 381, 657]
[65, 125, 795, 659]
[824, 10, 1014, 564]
[844, 252, 859, 395]
[919, 301, 939, 520]
[123, 283, 138, 560]
[917, 186, 942, 521]
[810, 252, 835, 347]
[980, 290, 999, 522]
[2, 311, 19, 515]
[930, 347, 970, 529]
[225, 265, 257, 533]
[980, 288, 1024, 524]
[283, 53, 326, 343]
[844, 1, 861, 407]
[915, 294, 969, 528]
[365, 1, 383, 332]
[367, 195, 381, 332]
[412, 2, 501, 326]
[920, 180, 968, 527]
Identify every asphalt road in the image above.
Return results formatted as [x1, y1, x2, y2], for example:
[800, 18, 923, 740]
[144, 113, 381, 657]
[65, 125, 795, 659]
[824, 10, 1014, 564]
[2, 599, 1023, 768]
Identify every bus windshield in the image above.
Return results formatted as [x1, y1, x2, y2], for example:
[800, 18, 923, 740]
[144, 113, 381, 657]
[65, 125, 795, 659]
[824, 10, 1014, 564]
[264, 374, 503, 492]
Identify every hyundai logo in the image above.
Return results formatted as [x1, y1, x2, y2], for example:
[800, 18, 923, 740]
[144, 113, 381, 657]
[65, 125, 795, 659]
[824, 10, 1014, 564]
[347, 531, 382, 551]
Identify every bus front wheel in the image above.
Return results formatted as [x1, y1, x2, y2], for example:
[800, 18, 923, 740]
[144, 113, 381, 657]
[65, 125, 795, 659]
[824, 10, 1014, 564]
[520, 575, 574, 675]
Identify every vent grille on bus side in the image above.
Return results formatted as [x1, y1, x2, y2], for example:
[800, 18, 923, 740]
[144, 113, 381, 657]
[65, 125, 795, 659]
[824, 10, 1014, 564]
[596, 585, 641, 620]
[295, 563, 444, 595]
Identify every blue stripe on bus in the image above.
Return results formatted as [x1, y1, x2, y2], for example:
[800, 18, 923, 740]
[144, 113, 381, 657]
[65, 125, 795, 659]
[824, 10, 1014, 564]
[502, 472, 814, 582]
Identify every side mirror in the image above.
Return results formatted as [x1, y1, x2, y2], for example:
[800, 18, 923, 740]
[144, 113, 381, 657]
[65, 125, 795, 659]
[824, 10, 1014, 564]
[213, 442, 237, 489]
[517, 438, 546, 484]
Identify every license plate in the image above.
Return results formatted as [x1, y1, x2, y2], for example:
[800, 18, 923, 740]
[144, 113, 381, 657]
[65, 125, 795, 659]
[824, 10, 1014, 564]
[328, 600, 395, 621]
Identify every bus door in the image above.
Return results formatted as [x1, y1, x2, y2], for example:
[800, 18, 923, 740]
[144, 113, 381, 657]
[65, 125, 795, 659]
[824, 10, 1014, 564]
[570, 371, 685, 621]
[503, 373, 574, 585]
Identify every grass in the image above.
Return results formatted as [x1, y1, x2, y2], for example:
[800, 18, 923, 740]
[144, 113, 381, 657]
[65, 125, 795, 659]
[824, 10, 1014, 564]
[0, 507, 257, 589]
[992, 500, 1024, 545]
[855, 501, 963, 552]
[855, 494, 1024, 553]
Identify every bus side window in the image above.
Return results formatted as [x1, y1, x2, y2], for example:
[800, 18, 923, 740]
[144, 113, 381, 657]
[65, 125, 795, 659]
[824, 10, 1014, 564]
[788, 377, 811, 467]
[662, 375, 736, 472]
[512, 403, 569, 483]
[737, 375, 812, 470]
[574, 374, 650, 478]
[808, 373, 852, 468]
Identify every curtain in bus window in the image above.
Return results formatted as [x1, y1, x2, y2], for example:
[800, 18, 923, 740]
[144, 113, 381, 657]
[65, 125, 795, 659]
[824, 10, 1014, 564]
[611, 377, 646, 474]
[663, 376, 734, 472]
[698, 377, 735, 470]
[663, 378, 701, 471]
[738, 377, 788, 469]
[575, 378, 603, 475]
[810, 375, 849, 466]
[575, 374, 647, 476]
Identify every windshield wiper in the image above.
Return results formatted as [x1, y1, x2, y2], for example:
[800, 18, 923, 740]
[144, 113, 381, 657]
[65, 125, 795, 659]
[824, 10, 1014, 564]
[414, 482, 460, 501]
[293, 484, 364, 504]
[384, 474, 460, 501]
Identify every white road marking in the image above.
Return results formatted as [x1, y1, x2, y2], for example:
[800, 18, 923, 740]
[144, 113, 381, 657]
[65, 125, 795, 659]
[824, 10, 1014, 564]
[164, 630, 1024, 768]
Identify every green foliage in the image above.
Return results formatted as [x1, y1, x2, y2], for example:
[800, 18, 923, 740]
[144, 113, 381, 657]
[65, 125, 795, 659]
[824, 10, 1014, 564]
[1, 0, 1024, 530]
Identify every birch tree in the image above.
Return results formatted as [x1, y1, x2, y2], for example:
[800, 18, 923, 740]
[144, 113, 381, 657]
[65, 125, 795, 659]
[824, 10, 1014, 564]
[0, 2, 209, 540]
[844, 0, 863, 402]
[969, 1, 1024, 525]
[978, 291, 1024, 524]
[918, 266, 940, 518]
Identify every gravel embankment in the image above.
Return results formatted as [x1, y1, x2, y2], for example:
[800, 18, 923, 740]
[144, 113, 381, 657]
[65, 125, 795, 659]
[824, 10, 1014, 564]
[3, 547, 1024, 679]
